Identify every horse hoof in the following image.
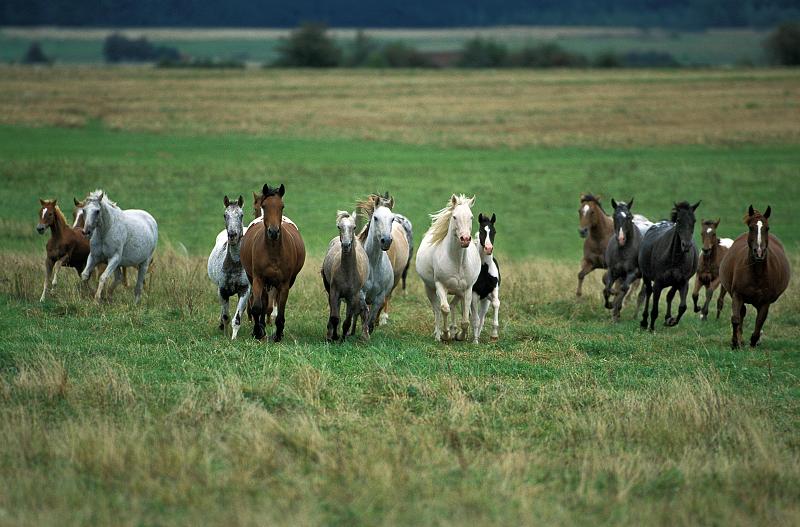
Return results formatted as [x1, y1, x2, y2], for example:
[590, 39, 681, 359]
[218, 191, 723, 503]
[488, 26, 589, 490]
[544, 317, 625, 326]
[490, 336, 498, 342]
[604, 302, 612, 309]
[664, 318, 678, 327]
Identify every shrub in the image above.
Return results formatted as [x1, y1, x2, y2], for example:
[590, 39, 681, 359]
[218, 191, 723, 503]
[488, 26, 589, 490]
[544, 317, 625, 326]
[369, 42, 434, 68]
[273, 23, 341, 67]
[458, 37, 509, 68]
[22, 42, 51, 65]
[157, 58, 245, 69]
[103, 33, 180, 63]
[622, 51, 679, 68]
[345, 30, 378, 67]
[764, 21, 800, 66]
[511, 43, 587, 68]
[593, 50, 623, 68]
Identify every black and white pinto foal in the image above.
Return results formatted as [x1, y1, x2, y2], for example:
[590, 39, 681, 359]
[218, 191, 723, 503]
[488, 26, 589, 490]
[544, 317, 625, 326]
[470, 213, 501, 342]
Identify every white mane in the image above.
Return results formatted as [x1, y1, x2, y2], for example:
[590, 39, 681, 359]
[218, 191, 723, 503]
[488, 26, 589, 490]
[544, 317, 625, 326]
[425, 194, 473, 245]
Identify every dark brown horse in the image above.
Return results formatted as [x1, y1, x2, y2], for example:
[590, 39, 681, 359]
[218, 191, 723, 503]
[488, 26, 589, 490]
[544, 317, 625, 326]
[576, 194, 614, 297]
[691, 218, 732, 321]
[241, 184, 306, 341]
[719, 206, 791, 349]
[36, 199, 90, 302]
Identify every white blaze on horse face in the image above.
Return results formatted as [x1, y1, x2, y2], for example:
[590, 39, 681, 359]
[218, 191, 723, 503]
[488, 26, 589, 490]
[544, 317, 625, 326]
[756, 220, 763, 257]
[41, 208, 47, 220]
[618, 226, 625, 246]
[706, 227, 712, 234]
[73, 209, 83, 228]
[620, 211, 626, 219]
[483, 225, 493, 254]
[581, 204, 589, 216]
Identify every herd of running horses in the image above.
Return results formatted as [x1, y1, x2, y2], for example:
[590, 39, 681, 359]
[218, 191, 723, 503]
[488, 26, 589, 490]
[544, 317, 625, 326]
[35, 187, 790, 349]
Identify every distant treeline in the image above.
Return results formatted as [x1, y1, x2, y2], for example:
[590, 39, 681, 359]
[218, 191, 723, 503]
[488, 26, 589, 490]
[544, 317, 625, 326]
[3, 0, 800, 29]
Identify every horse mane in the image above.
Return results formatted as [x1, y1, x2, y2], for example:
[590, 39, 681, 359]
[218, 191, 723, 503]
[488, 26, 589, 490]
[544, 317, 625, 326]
[670, 201, 692, 222]
[701, 219, 717, 227]
[356, 195, 383, 242]
[581, 193, 606, 214]
[263, 185, 282, 198]
[425, 194, 471, 245]
[86, 189, 119, 209]
[53, 205, 68, 226]
[336, 210, 352, 224]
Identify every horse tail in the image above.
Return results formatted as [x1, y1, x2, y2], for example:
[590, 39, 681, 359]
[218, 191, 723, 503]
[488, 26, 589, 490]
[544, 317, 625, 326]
[394, 214, 414, 289]
[321, 268, 331, 294]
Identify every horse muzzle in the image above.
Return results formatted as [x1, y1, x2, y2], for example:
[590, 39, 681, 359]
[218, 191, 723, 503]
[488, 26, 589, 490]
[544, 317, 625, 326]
[267, 227, 280, 240]
[483, 243, 493, 255]
[341, 241, 353, 253]
[753, 248, 766, 261]
[227, 232, 241, 244]
[36, 224, 46, 234]
[617, 234, 626, 247]
[82, 227, 92, 236]
[702, 248, 712, 257]
[380, 236, 393, 251]
[579, 228, 588, 239]
[681, 241, 692, 253]
[459, 235, 471, 248]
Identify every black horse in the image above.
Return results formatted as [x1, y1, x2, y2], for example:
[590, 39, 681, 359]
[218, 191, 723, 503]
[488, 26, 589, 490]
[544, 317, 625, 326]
[638, 201, 700, 330]
[603, 199, 642, 322]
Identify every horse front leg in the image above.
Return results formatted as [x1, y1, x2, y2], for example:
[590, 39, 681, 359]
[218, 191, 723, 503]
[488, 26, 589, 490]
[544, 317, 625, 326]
[250, 276, 266, 340]
[231, 287, 250, 340]
[340, 297, 356, 344]
[217, 289, 230, 334]
[602, 270, 614, 309]
[94, 254, 121, 303]
[40, 257, 55, 302]
[639, 279, 652, 329]
[326, 289, 341, 342]
[729, 294, 744, 349]
[701, 278, 720, 321]
[435, 281, 451, 341]
[80, 251, 100, 283]
[378, 293, 391, 326]
[750, 304, 770, 348]
[667, 282, 690, 327]
[272, 285, 291, 343]
[424, 285, 443, 341]
[648, 282, 664, 332]
[576, 259, 593, 297]
[490, 287, 500, 341]
[691, 277, 702, 313]
[51, 254, 68, 287]
[358, 293, 370, 342]
[460, 290, 471, 341]
[132, 258, 151, 304]
[612, 271, 637, 323]
[664, 286, 677, 324]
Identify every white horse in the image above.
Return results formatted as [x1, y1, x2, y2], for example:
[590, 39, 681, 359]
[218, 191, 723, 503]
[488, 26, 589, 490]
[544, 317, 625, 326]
[80, 190, 158, 303]
[416, 194, 482, 342]
[357, 195, 395, 334]
[207, 195, 251, 340]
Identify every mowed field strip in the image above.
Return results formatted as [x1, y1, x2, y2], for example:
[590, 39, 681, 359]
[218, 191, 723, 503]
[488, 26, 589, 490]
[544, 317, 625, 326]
[1, 67, 799, 526]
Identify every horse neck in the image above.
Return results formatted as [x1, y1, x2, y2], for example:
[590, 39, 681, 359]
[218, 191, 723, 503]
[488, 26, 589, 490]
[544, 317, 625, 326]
[48, 209, 67, 238]
[363, 224, 383, 263]
[591, 213, 613, 240]
[99, 201, 119, 236]
[226, 239, 242, 263]
[445, 223, 469, 264]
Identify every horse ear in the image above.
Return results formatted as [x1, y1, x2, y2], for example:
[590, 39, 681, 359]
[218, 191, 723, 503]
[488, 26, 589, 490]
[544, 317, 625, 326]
[611, 198, 618, 209]
[278, 184, 285, 197]
[764, 205, 771, 218]
[715, 218, 720, 227]
[469, 195, 475, 207]
[451, 194, 458, 206]
[39, 199, 45, 206]
[237, 195, 244, 207]
[253, 192, 259, 201]
[491, 213, 496, 224]
[52, 199, 57, 206]
[748, 204, 754, 217]
[388, 197, 394, 209]
[224, 195, 230, 207]
[73, 197, 80, 206]
[383, 191, 389, 199]
[262, 184, 269, 196]
[628, 198, 634, 209]
[691, 200, 701, 212]
[478, 213, 484, 223]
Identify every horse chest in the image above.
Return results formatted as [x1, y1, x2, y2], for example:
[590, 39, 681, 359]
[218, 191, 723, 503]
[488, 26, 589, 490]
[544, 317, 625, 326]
[473, 261, 499, 299]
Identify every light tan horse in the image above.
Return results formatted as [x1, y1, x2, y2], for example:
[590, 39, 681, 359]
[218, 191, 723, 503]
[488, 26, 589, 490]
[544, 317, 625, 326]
[691, 218, 732, 321]
[241, 184, 306, 342]
[720, 206, 791, 349]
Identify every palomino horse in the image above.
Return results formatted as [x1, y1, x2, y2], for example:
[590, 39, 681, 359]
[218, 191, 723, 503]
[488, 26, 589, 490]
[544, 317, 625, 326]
[577, 194, 613, 297]
[692, 218, 733, 321]
[36, 199, 90, 302]
[720, 206, 791, 349]
[471, 213, 501, 342]
[241, 184, 306, 342]
[603, 199, 642, 322]
[354, 194, 395, 334]
[416, 194, 481, 342]
[357, 192, 413, 326]
[207, 195, 251, 340]
[321, 210, 370, 342]
[638, 201, 700, 330]
[80, 190, 158, 303]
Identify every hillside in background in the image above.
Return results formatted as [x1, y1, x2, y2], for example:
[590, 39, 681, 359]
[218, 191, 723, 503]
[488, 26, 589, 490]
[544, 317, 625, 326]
[3, 0, 800, 29]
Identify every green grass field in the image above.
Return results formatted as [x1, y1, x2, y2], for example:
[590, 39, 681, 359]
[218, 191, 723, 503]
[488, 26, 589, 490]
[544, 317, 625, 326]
[1, 68, 799, 525]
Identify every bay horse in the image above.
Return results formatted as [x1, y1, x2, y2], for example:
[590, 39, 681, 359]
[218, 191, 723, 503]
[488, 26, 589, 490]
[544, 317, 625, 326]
[321, 210, 370, 342]
[241, 184, 305, 342]
[36, 199, 90, 302]
[416, 194, 481, 342]
[691, 218, 733, 321]
[207, 195, 251, 340]
[470, 213, 501, 342]
[80, 190, 158, 303]
[576, 194, 613, 297]
[719, 206, 791, 349]
[357, 192, 413, 327]
[638, 201, 700, 331]
[603, 199, 643, 323]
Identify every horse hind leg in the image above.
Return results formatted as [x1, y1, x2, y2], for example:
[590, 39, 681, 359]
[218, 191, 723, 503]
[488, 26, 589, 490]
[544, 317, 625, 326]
[701, 278, 720, 321]
[729, 295, 745, 349]
[425, 284, 443, 342]
[716, 286, 727, 320]
[576, 260, 593, 298]
[378, 294, 391, 326]
[231, 287, 251, 340]
[490, 287, 500, 341]
[639, 280, 652, 329]
[218, 289, 231, 335]
[40, 257, 55, 302]
[664, 286, 678, 325]
[326, 290, 341, 342]
[691, 278, 702, 313]
[133, 258, 150, 304]
[648, 284, 664, 332]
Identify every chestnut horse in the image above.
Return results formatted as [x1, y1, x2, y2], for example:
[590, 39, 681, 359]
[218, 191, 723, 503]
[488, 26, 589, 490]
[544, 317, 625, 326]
[36, 199, 90, 302]
[241, 184, 306, 342]
[691, 218, 733, 321]
[576, 194, 613, 297]
[719, 206, 791, 349]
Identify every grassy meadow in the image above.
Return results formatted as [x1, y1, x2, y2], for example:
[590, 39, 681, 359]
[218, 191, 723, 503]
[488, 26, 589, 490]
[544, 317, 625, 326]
[1, 67, 799, 525]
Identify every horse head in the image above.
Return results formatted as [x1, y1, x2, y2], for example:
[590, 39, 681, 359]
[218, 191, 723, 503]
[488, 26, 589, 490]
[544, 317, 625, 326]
[336, 210, 357, 253]
[477, 212, 496, 255]
[700, 218, 720, 257]
[37, 199, 57, 234]
[671, 200, 700, 253]
[578, 194, 604, 238]
[223, 195, 245, 245]
[370, 195, 394, 251]
[611, 198, 634, 247]
[450, 194, 475, 248]
[745, 205, 771, 262]
[260, 184, 285, 241]
[72, 197, 86, 229]
[82, 191, 105, 237]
